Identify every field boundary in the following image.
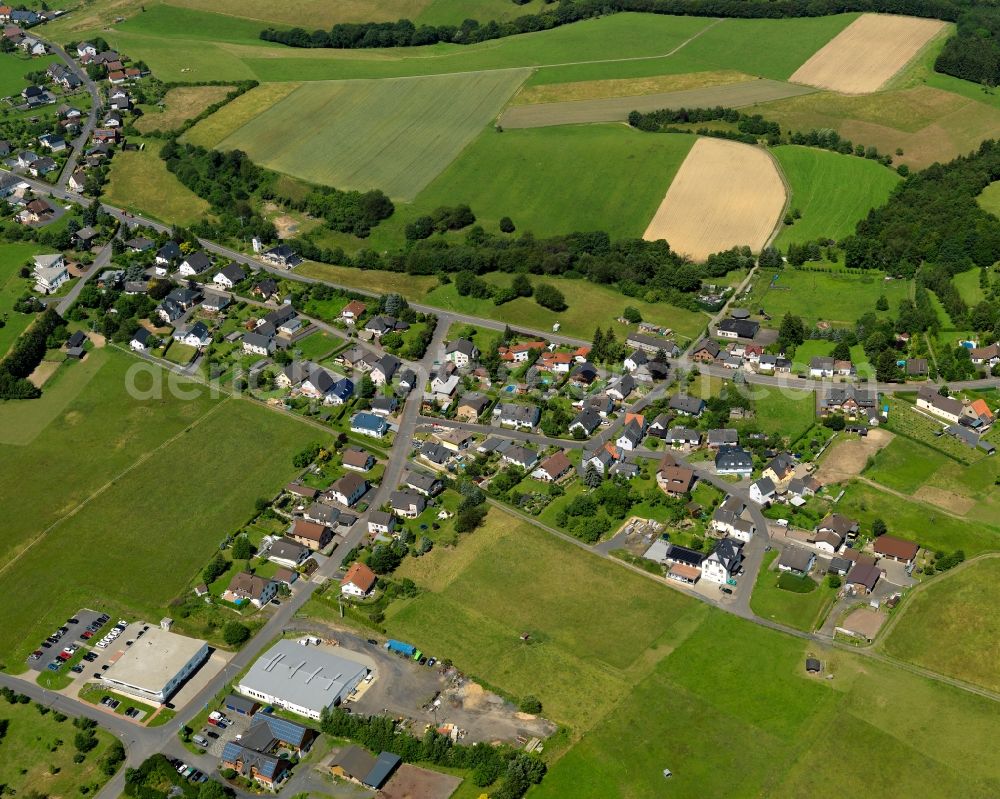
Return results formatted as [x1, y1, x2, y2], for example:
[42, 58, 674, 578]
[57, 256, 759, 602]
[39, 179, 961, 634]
[763, 144, 792, 250]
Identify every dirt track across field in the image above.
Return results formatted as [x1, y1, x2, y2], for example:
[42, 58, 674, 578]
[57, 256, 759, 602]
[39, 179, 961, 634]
[500, 79, 815, 128]
[642, 137, 785, 260]
[815, 428, 893, 484]
[789, 14, 948, 94]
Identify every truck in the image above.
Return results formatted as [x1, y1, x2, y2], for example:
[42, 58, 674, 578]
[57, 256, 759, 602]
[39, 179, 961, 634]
[385, 639, 415, 657]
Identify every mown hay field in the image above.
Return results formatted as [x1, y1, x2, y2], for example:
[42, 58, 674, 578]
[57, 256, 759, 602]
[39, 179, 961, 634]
[215, 71, 529, 200]
[182, 81, 301, 147]
[136, 84, 234, 133]
[500, 78, 815, 128]
[643, 137, 786, 259]
[772, 145, 900, 246]
[104, 139, 211, 225]
[790, 13, 947, 94]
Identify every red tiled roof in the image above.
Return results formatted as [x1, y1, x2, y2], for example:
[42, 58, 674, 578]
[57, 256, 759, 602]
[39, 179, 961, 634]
[342, 562, 377, 592]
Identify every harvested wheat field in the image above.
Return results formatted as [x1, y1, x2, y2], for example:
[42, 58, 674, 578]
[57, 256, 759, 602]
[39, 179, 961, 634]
[790, 14, 947, 94]
[643, 138, 785, 260]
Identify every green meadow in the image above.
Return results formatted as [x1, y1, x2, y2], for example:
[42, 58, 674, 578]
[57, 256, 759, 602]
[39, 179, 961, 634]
[386, 508, 1000, 799]
[772, 145, 900, 247]
[883, 557, 1000, 693]
[0, 350, 320, 667]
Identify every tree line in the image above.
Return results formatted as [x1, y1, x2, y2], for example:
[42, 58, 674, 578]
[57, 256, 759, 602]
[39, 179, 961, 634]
[321, 707, 545, 798]
[0, 308, 64, 400]
[256, 0, 1000, 87]
[628, 106, 896, 167]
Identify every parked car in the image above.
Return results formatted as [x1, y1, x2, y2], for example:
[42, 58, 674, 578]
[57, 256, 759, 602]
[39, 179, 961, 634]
[67, 618, 79, 625]
[205, 730, 219, 740]
[29, 650, 43, 661]
[70, 665, 84, 674]
[47, 661, 60, 671]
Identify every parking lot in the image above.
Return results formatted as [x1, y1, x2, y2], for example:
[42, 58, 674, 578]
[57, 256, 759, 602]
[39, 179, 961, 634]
[26, 608, 110, 673]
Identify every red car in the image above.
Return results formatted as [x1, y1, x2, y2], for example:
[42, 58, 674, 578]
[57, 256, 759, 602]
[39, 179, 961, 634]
[57, 652, 71, 661]
[81, 630, 94, 639]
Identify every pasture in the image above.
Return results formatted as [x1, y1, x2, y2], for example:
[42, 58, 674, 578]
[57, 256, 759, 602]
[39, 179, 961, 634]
[749, 388, 818, 442]
[387, 505, 1000, 799]
[772, 145, 900, 246]
[500, 79, 814, 129]
[643, 138, 786, 259]
[0, 699, 118, 797]
[0, 51, 59, 97]
[953, 267, 985, 306]
[216, 71, 528, 200]
[790, 14, 947, 94]
[397, 124, 696, 239]
[882, 557, 1000, 693]
[747, 268, 910, 329]
[135, 84, 234, 133]
[513, 69, 753, 104]
[0, 349, 319, 666]
[104, 139, 211, 225]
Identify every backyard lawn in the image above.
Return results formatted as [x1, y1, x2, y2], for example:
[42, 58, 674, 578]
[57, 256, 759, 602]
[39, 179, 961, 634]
[0, 242, 48, 358]
[750, 550, 836, 631]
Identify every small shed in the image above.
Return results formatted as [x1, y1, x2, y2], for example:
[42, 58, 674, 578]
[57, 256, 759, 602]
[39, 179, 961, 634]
[805, 657, 821, 674]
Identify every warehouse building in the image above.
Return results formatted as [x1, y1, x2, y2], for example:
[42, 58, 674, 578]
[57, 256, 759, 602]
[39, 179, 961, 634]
[100, 628, 209, 704]
[237, 639, 371, 720]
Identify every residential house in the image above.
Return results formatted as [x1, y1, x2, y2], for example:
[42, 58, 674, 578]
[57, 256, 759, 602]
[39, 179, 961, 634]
[341, 562, 378, 598]
[495, 402, 540, 430]
[503, 445, 539, 471]
[430, 362, 460, 399]
[213, 262, 246, 289]
[288, 519, 333, 551]
[570, 361, 598, 385]
[419, 440, 450, 467]
[748, 476, 776, 505]
[690, 339, 721, 362]
[351, 412, 389, 438]
[370, 396, 397, 416]
[969, 342, 1000, 368]
[364, 315, 407, 338]
[404, 471, 442, 497]
[267, 538, 309, 569]
[32, 253, 68, 293]
[262, 243, 302, 268]
[616, 413, 646, 451]
[456, 392, 490, 422]
[130, 328, 151, 352]
[668, 394, 705, 417]
[397, 368, 417, 394]
[846, 561, 882, 594]
[905, 358, 928, 377]
[818, 513, 859, 541]
[819, 386, 880, 419]
[367, 511, 396, 536]
[569, 407, 602, 437]
[499, 341, 546, 362]
[329, 473, 368, 507]
[242, 331, 274, 356]
[223, 572, 276, 608]
[532, 451, 573, 482]
[762, 453, 796, 484]
[624, 349, 647, 372]
[38, 132, 65, 151]
[625, 333, 679, 357]
[178, 251, 212, 276]
[540, 350, 573, 373]
[962, 398, 995, 429]
[583, 441, 621, 474]
[666, 426, 701, 448]
[778, 548, 816, 576]
[715, 446, 753, 476]
[29, 157, 57, 177]
[606, 374, 635, 402]
[155, 241, 180, 269]
[173, 321, 211, 348]
[340, 299, 366, 324]
[707, 429, 738, 448]
[252, 278, 278, 301]
[390, 490, 425, 519]
[610, 459, 640, 480]
[76, 42, 97, 57]
[787, 475, 820, 501]
[342, 447, 374, 472]
[809, 356, 855, 378]
[445, 338, 479, 368]
[648, 414, 671, 437]
[656, 460, 696, 497]
[711, 497, 755, 543]
[202, 292, 231, 313]
[873, 534, 919, 565]
[371, 354, 401, 387]
[701, 539, 743, 584]
[716, 318, 760, 340]
[220, 744, 288, 789]
[303, 503, 340, 527]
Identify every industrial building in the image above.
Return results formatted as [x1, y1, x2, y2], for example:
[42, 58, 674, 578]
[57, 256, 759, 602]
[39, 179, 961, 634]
[100, 627, 208, 704]
[237, 639, 371, 720]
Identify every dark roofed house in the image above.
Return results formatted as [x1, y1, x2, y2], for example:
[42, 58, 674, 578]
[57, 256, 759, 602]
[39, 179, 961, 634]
[847, 561, 882, 594]
[716, 318, 760, 340]
[669, 394, 705, 416]
[715, 446, 753, 476]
